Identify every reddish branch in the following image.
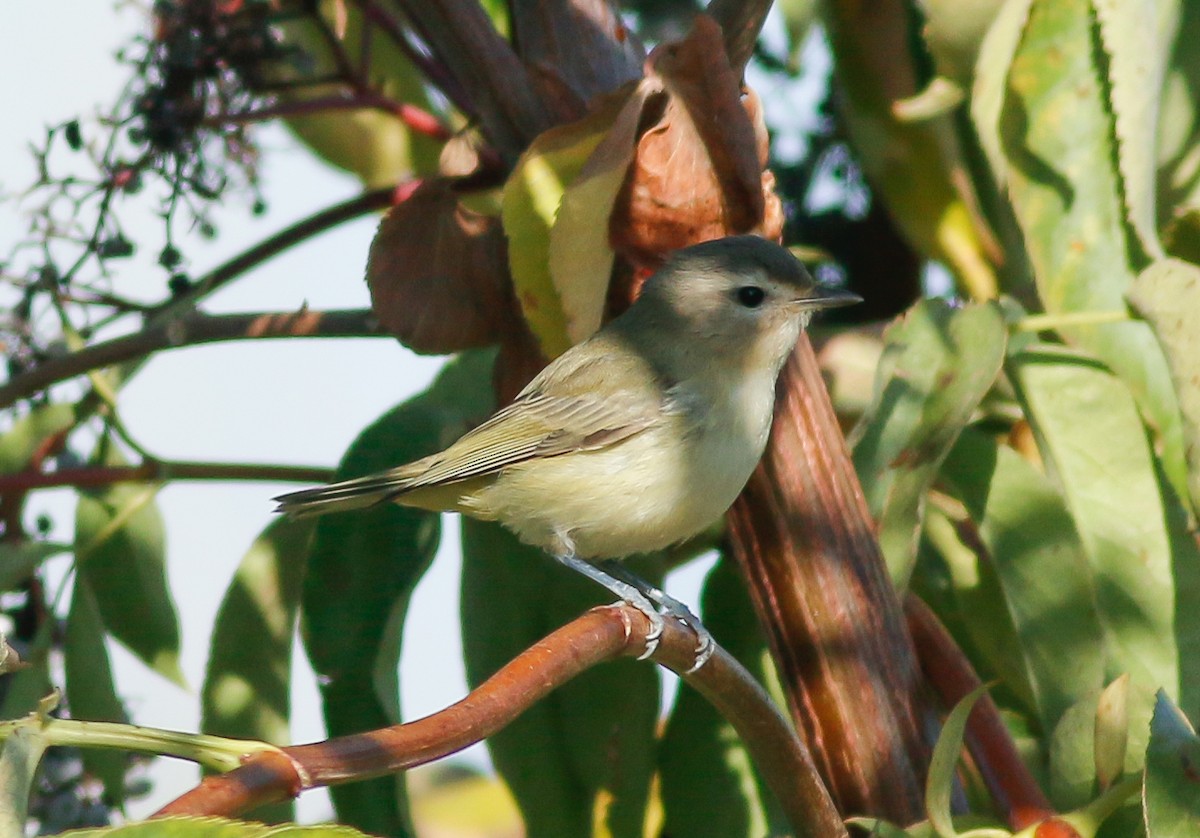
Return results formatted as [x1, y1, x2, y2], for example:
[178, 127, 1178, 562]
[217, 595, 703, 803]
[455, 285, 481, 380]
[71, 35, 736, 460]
[216, 93, 452, 142]
[0, 461, 333, 494]
[0, 308, 383, 411]
[904, 595, 1055, 831]
[156, 605, 847, 838]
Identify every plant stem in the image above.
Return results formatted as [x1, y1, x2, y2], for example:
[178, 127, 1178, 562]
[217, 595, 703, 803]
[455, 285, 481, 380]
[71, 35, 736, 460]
[0, 308, 383, 410]
[1014, 310, 1130, 332]
[0, 717, 280, 773]
[0, 461, 334, 494]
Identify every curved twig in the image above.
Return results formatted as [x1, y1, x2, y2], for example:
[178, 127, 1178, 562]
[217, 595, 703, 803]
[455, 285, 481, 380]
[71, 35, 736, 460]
[904, 594, 1055, 830]
[0, 308, 383, 410]
[155, 605, 846, 838]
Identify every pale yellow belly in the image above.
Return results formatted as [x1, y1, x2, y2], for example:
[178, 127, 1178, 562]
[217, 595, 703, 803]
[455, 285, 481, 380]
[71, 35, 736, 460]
[458, 418, 764, 559]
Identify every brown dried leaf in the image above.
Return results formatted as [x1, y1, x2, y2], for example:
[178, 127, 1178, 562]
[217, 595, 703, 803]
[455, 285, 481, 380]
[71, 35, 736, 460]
[610, 15, 780, 263]
[367, 180, 514, 354]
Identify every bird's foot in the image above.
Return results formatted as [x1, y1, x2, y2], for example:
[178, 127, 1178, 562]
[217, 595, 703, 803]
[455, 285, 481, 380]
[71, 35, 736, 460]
[599, 559, 715, 672]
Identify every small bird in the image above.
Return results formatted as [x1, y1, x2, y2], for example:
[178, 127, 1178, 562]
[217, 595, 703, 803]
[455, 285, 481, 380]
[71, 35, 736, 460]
[275, 236, 859, 667]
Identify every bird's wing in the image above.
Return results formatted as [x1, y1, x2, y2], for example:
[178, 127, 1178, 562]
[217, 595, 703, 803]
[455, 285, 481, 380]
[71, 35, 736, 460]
[401, 389, 658, 488]
[275, 332, 666, 517]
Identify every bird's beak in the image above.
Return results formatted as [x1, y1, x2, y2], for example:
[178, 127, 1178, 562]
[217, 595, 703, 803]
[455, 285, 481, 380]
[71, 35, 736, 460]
[796, 286, 863, 310]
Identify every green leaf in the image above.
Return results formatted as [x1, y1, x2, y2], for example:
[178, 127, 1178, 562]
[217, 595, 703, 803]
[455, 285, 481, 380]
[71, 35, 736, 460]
[1049, 678, 1156, 813]
[501, 86, 649, 357]
[921, 506, 1037, 715]
[202, 517, 313, 824]
[59, 814, 378, 836]
[0, 723, 47, 837]
[1157, 2, 1200, 220]
[970, 0, 1033, 188]
[0, 401, 77, 473]
[65, 575, 129, 806]
[1011, 346, 1177, 701]
[1143, 691, 1200, 837]
[460, 519, 659, 838]
[850, 300, 1007, 587]
[1095, 674, 1131, 792]
[1129, 258, 1200, 520]
[1090, 0, 1171, 261]
[0, 624, 52, 720]
[940, 429, 1106, 729]
[74, 439, 183, 686]
[823, 0, 999, 298]
[927, 683, 991, 838]
[271, 1, 444, 185]
[659, 556, 786, 838]
[0, 541, 69, 593]
[300, 350, 494, 836]
[547, 83, 649, 346]
[980, 0, 1189, 501]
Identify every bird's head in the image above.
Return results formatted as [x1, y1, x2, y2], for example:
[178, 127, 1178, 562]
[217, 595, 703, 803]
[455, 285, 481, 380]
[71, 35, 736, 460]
[636, 236, 860, 375]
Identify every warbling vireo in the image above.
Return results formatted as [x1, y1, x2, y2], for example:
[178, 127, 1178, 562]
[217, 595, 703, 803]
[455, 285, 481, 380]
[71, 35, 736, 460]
[275, 235, 859, 667]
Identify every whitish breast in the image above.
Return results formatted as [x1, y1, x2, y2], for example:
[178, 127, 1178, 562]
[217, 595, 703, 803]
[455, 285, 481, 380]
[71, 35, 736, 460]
[468, 373, 777, 559]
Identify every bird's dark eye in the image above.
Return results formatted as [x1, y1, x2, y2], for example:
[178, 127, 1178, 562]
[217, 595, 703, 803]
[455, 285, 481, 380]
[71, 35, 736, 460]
[735, 285, 766, 308]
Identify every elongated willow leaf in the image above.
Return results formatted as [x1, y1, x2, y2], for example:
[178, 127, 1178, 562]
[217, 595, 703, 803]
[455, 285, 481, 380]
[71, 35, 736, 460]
[301, 350, 495, 836]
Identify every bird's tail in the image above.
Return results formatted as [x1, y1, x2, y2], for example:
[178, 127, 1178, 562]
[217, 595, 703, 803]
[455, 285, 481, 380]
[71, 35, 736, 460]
[273, 472, 414, 519]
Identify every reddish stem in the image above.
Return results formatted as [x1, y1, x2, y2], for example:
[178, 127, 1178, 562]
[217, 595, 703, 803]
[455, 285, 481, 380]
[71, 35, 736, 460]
[904, 594, 1055, 830]
[155, 606, 845, 837]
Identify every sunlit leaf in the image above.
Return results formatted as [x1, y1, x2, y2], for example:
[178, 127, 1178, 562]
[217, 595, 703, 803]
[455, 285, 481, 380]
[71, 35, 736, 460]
[74, 439, 184, 686]
[460, 519, 659, 838]
[980, 0, 1189, 500]
[502, 83, 647, 357]
[548, 84, 649, 345]
[1095, 674, 1131, 792]
[1143, 691, 1200, 837]
[1091, 0, 1171, 261]
[850, 300, 1007, 586]
[1129, 258, 1200, 519]
[301, 350, 494, 835]
[65, 576, 129, 806]
[1012, 345, 1177, 702]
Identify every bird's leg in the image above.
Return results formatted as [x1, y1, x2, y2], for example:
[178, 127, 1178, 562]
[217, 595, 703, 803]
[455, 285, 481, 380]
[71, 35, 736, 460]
[552, 551, 664, 659]
[599, 559, 715, 672]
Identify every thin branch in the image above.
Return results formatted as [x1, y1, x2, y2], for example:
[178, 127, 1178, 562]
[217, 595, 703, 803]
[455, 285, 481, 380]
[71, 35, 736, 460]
[155, 185, 404, 318]
[0, 461, 334, 494]
[350, 0, 477, 120]
[0, 308, 384, 411]
[904, 594, 1055, 831]
[215, 93, 452, 142]
[155, 605, 846, 838]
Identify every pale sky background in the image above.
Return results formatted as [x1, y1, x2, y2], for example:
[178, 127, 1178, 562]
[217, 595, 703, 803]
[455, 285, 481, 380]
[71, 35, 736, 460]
[0, 1, 733, 824]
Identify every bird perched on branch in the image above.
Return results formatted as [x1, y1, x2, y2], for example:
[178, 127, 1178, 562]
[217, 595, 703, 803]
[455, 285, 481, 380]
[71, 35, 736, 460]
[275, 235, 858, 668]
